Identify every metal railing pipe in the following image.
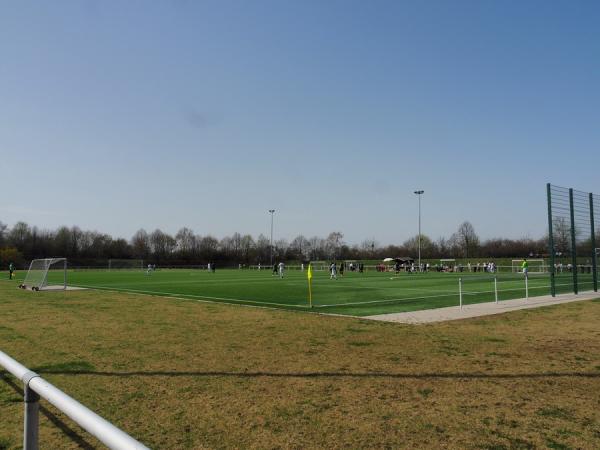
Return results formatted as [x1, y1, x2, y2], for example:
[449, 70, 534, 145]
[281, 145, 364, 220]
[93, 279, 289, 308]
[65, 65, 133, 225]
[0, 350, 149, 450]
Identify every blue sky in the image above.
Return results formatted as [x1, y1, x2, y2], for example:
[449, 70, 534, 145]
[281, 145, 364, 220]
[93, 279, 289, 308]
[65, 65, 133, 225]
[1, 0, 599, 245]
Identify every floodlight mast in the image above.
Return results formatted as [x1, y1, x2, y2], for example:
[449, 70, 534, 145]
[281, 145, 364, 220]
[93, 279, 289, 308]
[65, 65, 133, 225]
[269, 209, 275, 267]
[414, 190, 425, 272]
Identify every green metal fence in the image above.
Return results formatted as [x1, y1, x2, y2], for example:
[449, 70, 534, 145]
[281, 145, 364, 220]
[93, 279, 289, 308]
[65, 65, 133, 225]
[547, 184, 598, 296]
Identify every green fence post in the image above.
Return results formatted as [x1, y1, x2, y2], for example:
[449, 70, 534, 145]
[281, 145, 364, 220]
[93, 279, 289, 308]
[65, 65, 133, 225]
[590, 193, 597, 292]
[547, 183, 556, 296]
[569, 188, 578, 294]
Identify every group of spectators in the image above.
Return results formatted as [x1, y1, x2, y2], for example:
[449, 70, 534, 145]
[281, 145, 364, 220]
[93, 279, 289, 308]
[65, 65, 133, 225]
[554, 263, 595, 274]
[433, 262, 497, 273]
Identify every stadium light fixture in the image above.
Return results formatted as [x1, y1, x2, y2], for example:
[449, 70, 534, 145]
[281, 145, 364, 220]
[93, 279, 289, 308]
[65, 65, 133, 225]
[414, 190, 425, 272]
[269, 210, 275, 267]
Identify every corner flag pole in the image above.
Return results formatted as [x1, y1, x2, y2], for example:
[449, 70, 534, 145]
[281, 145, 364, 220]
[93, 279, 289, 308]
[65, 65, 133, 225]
[307, 263, 313, 308]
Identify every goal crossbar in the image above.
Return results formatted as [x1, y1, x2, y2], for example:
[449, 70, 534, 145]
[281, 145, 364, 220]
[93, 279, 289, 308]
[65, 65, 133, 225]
[511, 259, 546, 273]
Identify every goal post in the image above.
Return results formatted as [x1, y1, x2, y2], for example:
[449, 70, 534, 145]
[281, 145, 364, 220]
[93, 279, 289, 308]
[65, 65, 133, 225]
[20, 258, 67, 291]
[511, 259, 546, 273]
[108, 259, 144, 271]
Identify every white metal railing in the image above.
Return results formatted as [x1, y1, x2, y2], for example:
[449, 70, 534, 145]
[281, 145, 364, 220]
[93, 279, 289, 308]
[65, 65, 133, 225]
[0, 350, 149, 450]
[458, 275, 531, 309]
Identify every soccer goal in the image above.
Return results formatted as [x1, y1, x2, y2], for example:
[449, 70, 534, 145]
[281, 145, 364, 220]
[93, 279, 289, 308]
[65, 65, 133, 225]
[511, 259, 546, 273]
[309, 261, 329, 271]
[108, 259, 144, 271]
[20, 258, 67, 291]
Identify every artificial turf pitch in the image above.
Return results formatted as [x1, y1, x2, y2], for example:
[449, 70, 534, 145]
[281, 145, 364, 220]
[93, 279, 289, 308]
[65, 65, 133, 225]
[24, 267, 593, 316]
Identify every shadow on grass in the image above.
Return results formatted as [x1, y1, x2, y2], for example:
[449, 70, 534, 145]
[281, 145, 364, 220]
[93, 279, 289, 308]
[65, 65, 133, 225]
[28, 370, 600, 379]
[0, 374, 95, 449]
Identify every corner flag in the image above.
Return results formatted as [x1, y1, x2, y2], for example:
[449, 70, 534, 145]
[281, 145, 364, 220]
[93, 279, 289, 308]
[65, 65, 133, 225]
[307, 263, 313, 308]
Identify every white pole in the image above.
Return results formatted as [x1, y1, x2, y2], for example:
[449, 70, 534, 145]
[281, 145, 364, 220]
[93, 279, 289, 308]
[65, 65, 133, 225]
[525, 274, 529, 301]
[269, 209, 275, 267]
[494, 277, 498, 304]
[459, 278, 463, 309]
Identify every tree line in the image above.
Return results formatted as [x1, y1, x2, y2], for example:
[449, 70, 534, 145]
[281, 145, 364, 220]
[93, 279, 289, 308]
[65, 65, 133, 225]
[0, 219, 553, 268]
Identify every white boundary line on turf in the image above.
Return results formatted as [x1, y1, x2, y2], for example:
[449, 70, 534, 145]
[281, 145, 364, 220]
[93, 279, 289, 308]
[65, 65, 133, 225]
[312, 291, 461, 308]
[71, 284, 311, 309]
[70, 280, 570, 311]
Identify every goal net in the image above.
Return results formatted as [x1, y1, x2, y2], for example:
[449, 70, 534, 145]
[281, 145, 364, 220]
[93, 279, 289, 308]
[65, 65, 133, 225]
[511, 259, 546, 273]
[309, 261, 329, 271]
[108, 259, 144, 271]
[21, 258, 67, 291]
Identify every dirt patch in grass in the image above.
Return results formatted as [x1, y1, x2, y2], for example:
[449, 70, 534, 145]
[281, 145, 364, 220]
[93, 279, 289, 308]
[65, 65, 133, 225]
[1, 282, 600, 448]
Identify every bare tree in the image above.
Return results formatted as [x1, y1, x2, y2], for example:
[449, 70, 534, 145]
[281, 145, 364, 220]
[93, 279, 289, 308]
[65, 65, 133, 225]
[290, 235, 309, 260]
[199, 235, 219, 261]
[360, 238, 378, 257]
[175, 227, 196, 256]
[8, 222, 31, 251]
[326, 231, 344, 261]
[403, 234, 435, 258]
[131, 229, 151, 259]
[0, 221, 7, 247]
[552, 217, 571, 255]
[255, 234, 270, 263]
[452, 221, 480, 258]
[240, 234, 255, 262]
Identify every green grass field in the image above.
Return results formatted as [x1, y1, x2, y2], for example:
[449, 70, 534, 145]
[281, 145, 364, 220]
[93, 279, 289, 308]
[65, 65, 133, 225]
[8, 267, 594, 316]
[1, 281, 600, 449]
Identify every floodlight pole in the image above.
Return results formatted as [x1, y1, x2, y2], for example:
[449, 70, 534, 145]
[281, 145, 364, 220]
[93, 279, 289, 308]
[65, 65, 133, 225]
[414, 190, 424, 272]
[269, 210, 275, 267]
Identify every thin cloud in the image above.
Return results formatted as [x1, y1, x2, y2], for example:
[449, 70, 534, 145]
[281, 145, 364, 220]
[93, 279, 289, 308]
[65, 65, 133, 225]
[182, 106, 211, 129]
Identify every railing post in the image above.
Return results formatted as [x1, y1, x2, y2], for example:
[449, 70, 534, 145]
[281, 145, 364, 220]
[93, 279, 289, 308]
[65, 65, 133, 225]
[525, 274, 529, 301]
[459, 278, 463, 309]
[494, 277, 498, 304]
[23, 372, 40, 450]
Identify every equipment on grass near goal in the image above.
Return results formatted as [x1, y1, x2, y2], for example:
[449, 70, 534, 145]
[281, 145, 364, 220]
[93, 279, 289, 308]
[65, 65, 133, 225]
[511, 259, 546, 273]
[20, 258, 67, 291]
[108, 259, 144, 271]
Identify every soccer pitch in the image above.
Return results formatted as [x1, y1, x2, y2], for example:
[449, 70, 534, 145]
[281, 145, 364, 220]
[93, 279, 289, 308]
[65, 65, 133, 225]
[25, 268, 591, 316]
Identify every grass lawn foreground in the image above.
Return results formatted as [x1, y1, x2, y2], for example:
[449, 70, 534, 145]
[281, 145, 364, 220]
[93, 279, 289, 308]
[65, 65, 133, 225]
[1, 279, 600, 448]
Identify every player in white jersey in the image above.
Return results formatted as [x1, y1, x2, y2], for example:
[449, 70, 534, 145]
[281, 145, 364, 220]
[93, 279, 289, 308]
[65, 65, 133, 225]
[330, 262, 337, 280]
[278, 262, 285, 278]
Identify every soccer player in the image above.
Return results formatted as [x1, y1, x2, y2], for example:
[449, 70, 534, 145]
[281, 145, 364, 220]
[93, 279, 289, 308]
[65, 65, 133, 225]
[278, 262, 285, 278]
[330, 262, 337, 280]
[272, 263, 278, 276]
[9, 262, 14, 280]
[521, 258, 529, 276]
[146, 264, 152, 276]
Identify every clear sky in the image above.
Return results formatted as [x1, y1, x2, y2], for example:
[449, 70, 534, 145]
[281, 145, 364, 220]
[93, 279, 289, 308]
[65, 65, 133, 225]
[1, 1, 599, 245]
